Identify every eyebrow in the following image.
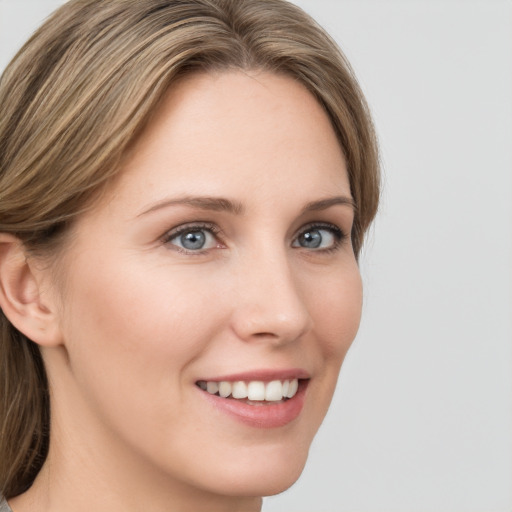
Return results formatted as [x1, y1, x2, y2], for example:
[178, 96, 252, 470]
[138, 194, 355, 217]
[138, 196, 245, 217]
[301, 196, 356, 214]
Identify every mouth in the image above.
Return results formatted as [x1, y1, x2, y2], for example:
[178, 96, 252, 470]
[195, 373, 309, 428]
[196, 378, 299, 404]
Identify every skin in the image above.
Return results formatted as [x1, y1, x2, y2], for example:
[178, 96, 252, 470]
[7, 71, 363, 512]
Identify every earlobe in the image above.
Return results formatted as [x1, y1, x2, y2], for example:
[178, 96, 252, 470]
[0, 234, 63, 347]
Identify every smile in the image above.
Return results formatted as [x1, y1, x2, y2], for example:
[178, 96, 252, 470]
[196, 373, 309, 428]
[196, 378, 299, 402]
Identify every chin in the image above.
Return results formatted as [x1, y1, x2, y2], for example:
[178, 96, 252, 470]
[205, 446, 310, 498]
[223, 468, 306, 498]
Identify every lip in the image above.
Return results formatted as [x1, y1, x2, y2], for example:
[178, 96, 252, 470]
[198, 368, 310, 383]
[197, 374, 309, 429]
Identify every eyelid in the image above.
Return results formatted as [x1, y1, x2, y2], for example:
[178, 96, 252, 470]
[296, 221, 345, 237]
[161, 222, 224, 254]
[292, 222, 347, 250]
[160, 220, 348, 255]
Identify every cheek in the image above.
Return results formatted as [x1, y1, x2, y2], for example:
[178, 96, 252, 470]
[56, 257, 218, 422]
[307, 263, 363, 360]
[64, 256, 222, 360]
[299, 262, 362, 417]
[55, 256, 230, 450]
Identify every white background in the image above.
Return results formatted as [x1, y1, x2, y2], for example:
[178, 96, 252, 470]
[1, 1, 511, 511]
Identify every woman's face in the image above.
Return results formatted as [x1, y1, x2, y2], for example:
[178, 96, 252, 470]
[46, 71, 362, 501]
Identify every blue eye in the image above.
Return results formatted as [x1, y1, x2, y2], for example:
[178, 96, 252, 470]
[165, 224, 219, 252]
[292, 224, 343, 250]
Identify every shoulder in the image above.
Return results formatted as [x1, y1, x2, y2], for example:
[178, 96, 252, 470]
[0, 497, 13, 512]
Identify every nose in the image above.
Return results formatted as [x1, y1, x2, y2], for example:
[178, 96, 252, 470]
[230, 249, 313, 345]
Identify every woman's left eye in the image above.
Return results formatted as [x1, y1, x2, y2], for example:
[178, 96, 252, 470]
[292, 224, 345, 251]
[164, 224, 220, 252]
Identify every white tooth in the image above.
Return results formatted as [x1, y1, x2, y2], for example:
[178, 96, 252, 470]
[265, 380, 284, 401]
[248, 381, 265, 401]
[286, 378, 299, 398]
[218, 381, 232, 398]
[232, 381, 248, 399]
[198, 381, 207, 391]
[282, 380, 290, 397]
[206, 381, 219, 395]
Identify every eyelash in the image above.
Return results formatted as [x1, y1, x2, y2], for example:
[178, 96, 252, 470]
[296, 223, 347, 254]
[161, 222, 222, 255]
[161, 222, 347, 255]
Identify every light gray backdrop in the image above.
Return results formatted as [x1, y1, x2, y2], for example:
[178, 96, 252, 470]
[1, 1, 511, 511]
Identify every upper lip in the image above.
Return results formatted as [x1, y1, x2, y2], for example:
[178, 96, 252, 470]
[197, 368, 310, 383]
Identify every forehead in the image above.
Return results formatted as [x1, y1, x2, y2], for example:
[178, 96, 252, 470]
[104, 70, 351, 215]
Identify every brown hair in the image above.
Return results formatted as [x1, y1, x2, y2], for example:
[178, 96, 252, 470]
[0, 0, 379, 498]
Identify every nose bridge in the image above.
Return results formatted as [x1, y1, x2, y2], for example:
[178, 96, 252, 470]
[231, 243, 312, 344]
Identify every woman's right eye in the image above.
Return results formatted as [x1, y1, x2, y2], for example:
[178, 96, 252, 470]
[163, 224, 221, 253]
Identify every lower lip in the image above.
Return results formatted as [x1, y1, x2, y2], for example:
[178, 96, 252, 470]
[198, 380, 308, 428]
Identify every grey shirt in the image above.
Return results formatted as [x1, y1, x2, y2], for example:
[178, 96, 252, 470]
[0, 497, 13, 512]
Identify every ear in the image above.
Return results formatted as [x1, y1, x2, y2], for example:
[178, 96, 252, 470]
[0, 233, 63, 347]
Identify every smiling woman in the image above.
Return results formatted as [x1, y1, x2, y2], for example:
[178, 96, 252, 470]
[0, 1, 379, 511]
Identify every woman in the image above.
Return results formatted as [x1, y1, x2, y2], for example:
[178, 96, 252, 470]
[0, 1, 379, 511]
